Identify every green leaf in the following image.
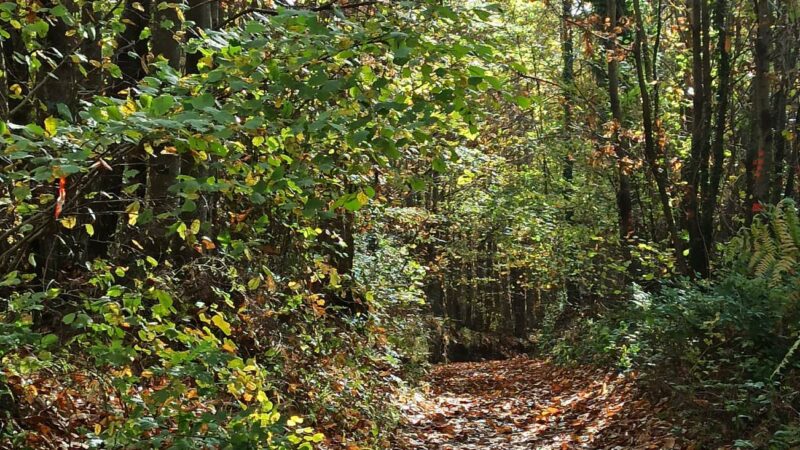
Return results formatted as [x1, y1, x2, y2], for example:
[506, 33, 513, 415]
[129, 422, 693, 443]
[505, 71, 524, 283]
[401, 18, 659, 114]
[151, 94, 175, 116]
[41, 334, 58, 347]
[515, 96, 531, 109]
[432, 157, 446, 173]
[191, 93, 215, 109]
[154, 290, 173, 309]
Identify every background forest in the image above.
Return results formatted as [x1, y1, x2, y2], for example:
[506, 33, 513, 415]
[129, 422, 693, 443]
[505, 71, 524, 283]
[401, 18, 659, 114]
[1, 0, 800, 448]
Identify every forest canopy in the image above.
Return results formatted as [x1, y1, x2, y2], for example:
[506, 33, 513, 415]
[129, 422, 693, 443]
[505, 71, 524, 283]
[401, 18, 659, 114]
[1, 0, 800, 448]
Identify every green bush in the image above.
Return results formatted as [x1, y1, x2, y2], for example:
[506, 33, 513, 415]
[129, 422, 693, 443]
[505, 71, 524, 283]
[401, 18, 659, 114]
[539, 201, 800, 447]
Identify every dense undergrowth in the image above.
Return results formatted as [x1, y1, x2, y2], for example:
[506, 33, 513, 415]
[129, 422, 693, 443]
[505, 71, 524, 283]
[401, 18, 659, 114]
[540, 200, 800, 449]
[0, 210, 433, 449]
[1, 206, 441, 449]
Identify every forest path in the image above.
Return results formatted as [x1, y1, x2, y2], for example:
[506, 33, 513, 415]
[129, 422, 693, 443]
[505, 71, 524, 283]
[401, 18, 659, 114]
[396, 357, 681, 449]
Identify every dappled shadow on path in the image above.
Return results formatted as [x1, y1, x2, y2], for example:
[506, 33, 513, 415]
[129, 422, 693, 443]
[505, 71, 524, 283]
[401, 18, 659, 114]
[396, 357, 682, 449]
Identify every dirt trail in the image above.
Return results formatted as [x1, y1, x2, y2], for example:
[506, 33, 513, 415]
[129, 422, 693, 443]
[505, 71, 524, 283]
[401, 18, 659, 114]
[397, 357, 682, 449]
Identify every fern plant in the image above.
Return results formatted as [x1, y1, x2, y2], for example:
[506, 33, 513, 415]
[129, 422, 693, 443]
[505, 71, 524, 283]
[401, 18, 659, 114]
[727, 199, 800, 300]
[725, 200, 800, 378]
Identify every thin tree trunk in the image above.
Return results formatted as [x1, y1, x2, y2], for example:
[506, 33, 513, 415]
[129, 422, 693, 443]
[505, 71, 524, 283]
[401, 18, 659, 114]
[784, 109, 800, 201]
[39, 0, 78, 117]
[4, 27, 30, 124]
[699, 0, 731, 276]
[80, 1, 104, 98]
[146, 1, 183, 254]
[632, 0, 684, 270]
[683, 0, 713, 276]
[186, 0, 214, 74]
[0, 38, 7, 119]
[746, 0, 773, 222]
[110, 0, 152, 95]
[606, 0, 635, 246]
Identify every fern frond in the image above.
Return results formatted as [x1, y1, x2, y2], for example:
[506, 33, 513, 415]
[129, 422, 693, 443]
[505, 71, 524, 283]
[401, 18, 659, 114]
[728, 199, 800, 295]
[773, 332, 800, 379]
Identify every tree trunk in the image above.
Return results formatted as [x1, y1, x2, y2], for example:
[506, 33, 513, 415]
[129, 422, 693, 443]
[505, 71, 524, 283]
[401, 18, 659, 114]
[0, 39, 6, 119]
[632, 0, 684, 270]
[39, 0, 78, 117]
[606, 0, 635, 246]
[146, 1, 183, 254]
[186, 0, 214, 74]
[80, 1, 104, 98]
[683, 0, 713, 276]
[746, 0, 773, 222]
[110, 0, 152, 95]
[770, 3, 797, 203]
[784, 109, 800, 201]
[699, 0, 731, 276]
[511, 267, 527, 338]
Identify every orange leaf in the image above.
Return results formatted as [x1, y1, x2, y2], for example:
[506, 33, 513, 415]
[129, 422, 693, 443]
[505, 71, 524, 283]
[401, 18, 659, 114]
[55, 177, 66, 218]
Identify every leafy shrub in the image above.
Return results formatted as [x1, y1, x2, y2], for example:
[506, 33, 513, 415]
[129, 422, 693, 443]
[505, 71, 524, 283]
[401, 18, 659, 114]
[540, 201, 800, 447]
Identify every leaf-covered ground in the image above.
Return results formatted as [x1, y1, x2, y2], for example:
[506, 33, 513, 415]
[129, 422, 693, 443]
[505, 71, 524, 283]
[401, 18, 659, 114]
[397, 358, 686, 450]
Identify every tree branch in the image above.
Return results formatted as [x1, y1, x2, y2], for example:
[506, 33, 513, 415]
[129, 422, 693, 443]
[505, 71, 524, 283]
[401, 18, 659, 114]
[221, 1, 379, 27]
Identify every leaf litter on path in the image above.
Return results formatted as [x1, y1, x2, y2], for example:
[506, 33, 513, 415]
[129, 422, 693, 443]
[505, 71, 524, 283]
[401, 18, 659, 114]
[396, 357, 684, 449]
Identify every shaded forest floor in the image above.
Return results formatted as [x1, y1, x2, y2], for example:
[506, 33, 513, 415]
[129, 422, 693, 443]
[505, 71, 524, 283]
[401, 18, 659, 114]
[396, 358, 685, 449]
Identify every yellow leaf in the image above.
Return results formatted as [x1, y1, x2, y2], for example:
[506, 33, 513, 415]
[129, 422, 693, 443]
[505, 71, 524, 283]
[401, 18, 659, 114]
[177, 222, 187, 239]
[94, 423, 101, 434]
[144, 143, 154, 155]
[287, 415, 304, 426]
[126, 200, 140, 226]
[85, 223, 95, 236]
[211, 313, 232, 336]
[222, 339, 236, 353]
[44, 117, 58, 136]
[120, 99, 137, 116]
[59, 216, 77, 229]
